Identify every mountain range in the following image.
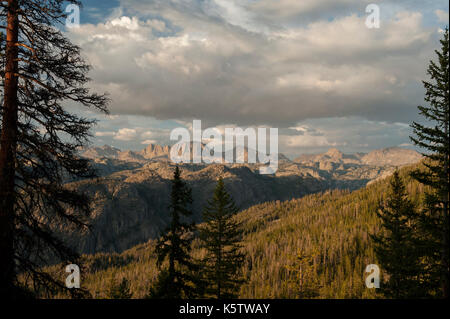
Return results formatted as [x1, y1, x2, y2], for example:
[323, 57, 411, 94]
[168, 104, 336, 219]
[64, 144, 422, 255]
[80, 144, 171, 163]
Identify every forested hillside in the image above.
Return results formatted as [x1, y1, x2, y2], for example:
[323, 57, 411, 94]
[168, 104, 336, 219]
[41, 164, 427, 299]
[58, 147, 421, 255]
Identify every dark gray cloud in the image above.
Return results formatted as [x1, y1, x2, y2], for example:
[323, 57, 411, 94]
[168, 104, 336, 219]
[68, 0, 448, 153]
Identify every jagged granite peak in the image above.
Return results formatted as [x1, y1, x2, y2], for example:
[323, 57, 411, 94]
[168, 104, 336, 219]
[325, 148, 344, 159]
[139, 144, 170, 159]
[82, 142, 291, 164]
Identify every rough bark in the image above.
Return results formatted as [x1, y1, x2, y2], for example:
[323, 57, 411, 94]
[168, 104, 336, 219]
[0, 0, 19, 297]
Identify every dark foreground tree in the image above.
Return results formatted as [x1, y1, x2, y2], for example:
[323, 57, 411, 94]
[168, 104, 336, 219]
[371, 171, 423, 298]
[410, 27, 449, 298]
[198, 177, 244, 299]
[149, 166, 197, 298]
[0, 0, 108, 298]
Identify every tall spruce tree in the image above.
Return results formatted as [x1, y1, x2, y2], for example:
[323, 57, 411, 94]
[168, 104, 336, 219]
[371, 171, 423, 298]
[410, 27, 449, 298]
[199, 177, 244, 299]
[149, 166, 197, 298]
[0, 0, 108, 298]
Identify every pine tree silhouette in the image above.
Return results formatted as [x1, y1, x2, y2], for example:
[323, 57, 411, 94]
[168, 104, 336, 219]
[199, 177, 245, 299]
[149, 166, 197, 298]
[371, 171, 423, 298]
[410, 27, 449, 298]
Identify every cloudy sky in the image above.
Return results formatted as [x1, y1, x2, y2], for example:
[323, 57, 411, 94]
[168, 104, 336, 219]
[67, 0, 449, 158]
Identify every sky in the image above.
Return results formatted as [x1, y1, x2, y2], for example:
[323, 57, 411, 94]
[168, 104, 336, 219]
[65, 0, 449, 158]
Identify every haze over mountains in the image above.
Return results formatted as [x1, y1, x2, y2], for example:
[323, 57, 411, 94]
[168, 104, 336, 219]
[66, 144, 422, 255]
[82, 144, 421, 166]
[81, 144, 171, 163]
[293, 147, 422, 169]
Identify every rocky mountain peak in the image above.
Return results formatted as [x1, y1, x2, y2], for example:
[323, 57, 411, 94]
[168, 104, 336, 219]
[139, 144, 170, 159]
[293, 146, 422, 170]
[325, 148, 343, 159]
[361, 147, 422, 166]
[80, 145, 121, 159]
[100, 144, 119, 151]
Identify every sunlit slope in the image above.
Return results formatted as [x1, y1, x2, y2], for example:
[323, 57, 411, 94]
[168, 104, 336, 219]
[46, 164, 426, 299]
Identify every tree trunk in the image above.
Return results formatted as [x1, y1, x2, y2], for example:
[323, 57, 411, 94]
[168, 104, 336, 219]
[443, 106, 449, 299]
[0, 0, 19, 298]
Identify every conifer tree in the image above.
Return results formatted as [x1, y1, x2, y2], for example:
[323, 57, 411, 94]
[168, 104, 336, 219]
[0, 0, 108, 298]
[150, 166, 197, 298]
[107, 277, 133, 299]
[410, 27, 449, 298]
[199, 177, 244, 299]
[371, 171, 423, 298]
[285, 248, 320, 299]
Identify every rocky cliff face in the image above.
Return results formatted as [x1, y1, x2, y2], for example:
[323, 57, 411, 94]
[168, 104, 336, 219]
[139, 144, 170, 159]
[64, 145, 422, 255]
